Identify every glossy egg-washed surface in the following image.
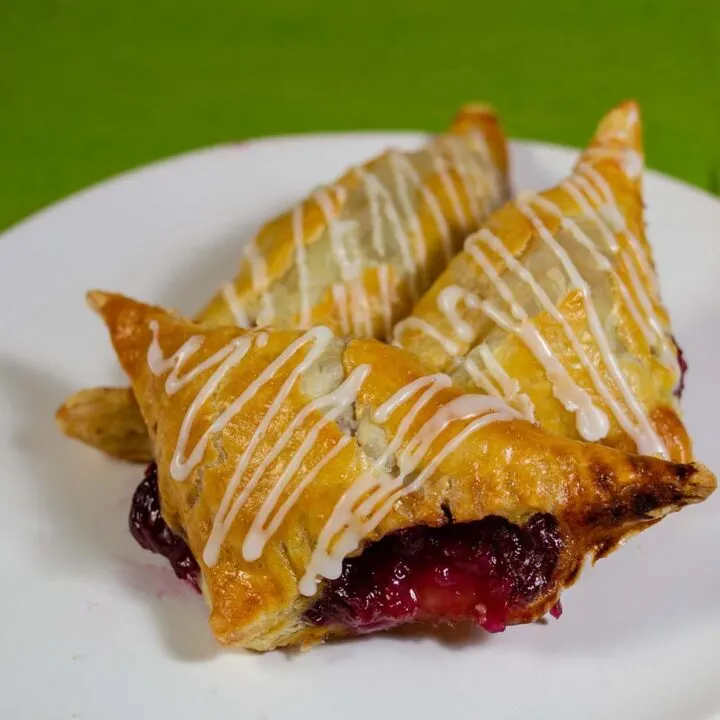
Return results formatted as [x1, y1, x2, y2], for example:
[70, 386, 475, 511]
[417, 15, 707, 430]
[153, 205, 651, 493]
[93, 291, 713, 650]
[394, 102, 691, 463]
[199, 104, 509, 336]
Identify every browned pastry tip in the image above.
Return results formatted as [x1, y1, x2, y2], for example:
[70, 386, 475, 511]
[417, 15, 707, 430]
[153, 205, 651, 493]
[55, 386, 152, 462]
[450, 102, 509, 177]
[584, 99, 643, 155]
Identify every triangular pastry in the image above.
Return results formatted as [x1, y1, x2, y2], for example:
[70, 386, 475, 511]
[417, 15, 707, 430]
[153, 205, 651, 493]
[394, 102, 690, 461]
[91, 291, 714, 651]
[57, 105, 510, 461]
[199, 104, 509, 334]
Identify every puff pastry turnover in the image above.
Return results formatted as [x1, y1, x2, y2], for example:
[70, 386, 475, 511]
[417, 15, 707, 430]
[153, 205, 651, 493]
[91, 291, 714, 651]
[57, 105, 510, 461]
[394, 102, 690, 461]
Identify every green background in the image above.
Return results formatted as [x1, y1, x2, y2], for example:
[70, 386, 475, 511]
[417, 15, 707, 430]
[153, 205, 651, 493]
[2, 0, 718, 232]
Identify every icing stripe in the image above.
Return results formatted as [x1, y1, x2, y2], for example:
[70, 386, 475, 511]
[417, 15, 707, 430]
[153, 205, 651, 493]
[292, 205, 313, 328]
[146, 323, 516, 592]
[516, 200, 666, 457]
[221, 284, 250, 328]
[299, 376, 518, 595]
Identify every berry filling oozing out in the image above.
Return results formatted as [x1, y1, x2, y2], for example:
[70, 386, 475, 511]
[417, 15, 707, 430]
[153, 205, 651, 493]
[305, 513, 563, 634]
[672, 335, 688, 399]
[130, 465, 564, 634]
[129, 463, 201, 590]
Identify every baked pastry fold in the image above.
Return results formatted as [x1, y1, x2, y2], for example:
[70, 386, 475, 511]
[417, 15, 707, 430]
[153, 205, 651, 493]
[91, 291, 714, 651]
[57, 105, 510, 461]
[394, 102, 689, 461]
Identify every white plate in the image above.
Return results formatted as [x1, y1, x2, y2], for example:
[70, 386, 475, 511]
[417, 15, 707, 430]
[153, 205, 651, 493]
[1, 134, 719, 720]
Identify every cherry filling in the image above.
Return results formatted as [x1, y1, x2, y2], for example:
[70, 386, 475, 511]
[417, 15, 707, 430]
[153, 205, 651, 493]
[130, 465, 563, 636]
[129, 463, 201, 590]
[672, 335, 688, 399]
[305, 513, 563, 634]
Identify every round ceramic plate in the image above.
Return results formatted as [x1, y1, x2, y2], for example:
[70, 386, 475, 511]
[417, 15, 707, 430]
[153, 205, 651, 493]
[1, 134, 719, 720]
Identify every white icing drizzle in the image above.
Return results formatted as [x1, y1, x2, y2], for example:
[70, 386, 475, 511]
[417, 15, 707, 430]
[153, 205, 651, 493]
[397, 255, 606, 441]
[318, 135, 495, 339]
[331, 284, 351, 336]
[622, 252, 676, 367]
[147, 321, 200, 378]
[390, 151, 453, 262]
[565, 172, 663, 359]
[443, 138, 482, 224]
[202, 327, 338, 563]
[246, 235, 269, 292]
[457, 245, 608, 442]
[316, 190, 372, 337]
[533, 197, 647, 328]
[389, 152, 429, 284]
[299, 376, 519, 595]
[256, 293, 275, 326]
[245, 435, 353, 561]
[392, 317, 461, 355]
[146, 321, 515, 593]
[364, 168, 387, 259]
[333, 184, 348, 204]
[562, 179, 619, 252]
[462, 356, 504, 399]
[402, 154, 672, 455]
[219, 136, 497, 336]
[357, 168, 420, 301]
[376, 264, 394, 341]
[373, 373, 452, 422]
[581, 147, 644, 179]
[476, 345, 535, 421]
[220, 283, 250, 327]
[437, 285, 481, 342]
[532, 193, 675, 367]
[352, 280, 374, 337]
[516, 199, 666, 456]
[430, 148, 468, 229]
[148, 323, 362, 567]
[240, 364, 371, 562]
[291, 204, 312, 328]
[220, 236, 274, 328]
[175, 327, 331, 485]
[469, 130, 502, 207]
[315, 190, 358, 281]
[576, 164, 658, 290]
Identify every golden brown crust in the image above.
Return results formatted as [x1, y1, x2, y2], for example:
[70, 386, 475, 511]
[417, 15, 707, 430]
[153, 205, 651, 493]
[395, 101, 689, 461]
[90, 292, 715, 651]
[58, 103, 510, 461]
[197, 103, 510, 332]
[55, 386, 152, 462]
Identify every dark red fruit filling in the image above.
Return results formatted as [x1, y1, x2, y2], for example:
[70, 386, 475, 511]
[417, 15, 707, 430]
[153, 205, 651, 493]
[129, 463, 200, 591]
[130, 466, 563, 636]
[672, 335, 687, 399]
[305, 513, 563, 634]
